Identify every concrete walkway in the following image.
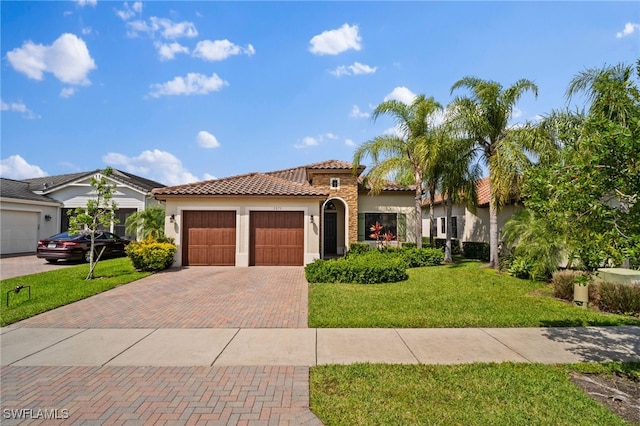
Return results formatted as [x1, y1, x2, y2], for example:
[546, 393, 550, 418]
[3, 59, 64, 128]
[3, 326, 639, 367]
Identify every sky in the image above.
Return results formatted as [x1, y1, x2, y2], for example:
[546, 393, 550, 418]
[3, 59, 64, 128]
[1, 1, 638, 187]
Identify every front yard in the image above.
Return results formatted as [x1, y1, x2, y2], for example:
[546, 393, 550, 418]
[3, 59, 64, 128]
[309, 261, 640, 328]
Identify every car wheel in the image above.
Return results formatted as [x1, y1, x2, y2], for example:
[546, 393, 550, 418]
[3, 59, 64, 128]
[46, 259, 58, 264]
[84, 250, 95, 263]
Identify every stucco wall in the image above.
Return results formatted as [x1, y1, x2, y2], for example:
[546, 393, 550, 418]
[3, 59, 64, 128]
[163, 197, 321, 267]
[358, 192, 417, 244]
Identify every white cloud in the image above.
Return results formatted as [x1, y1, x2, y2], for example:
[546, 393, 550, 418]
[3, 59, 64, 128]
[309, 23, 362, 55]
[127, 16, 198, 39]
[384, 86, 417, 105]
[350, 105, 370, 118]
[0, 99, 39, 119]
[330, 61, 377, 77]
[196, 131, 220, 148]
[202, 173, 217, 180]
[116, 1, 142, 21]
[155, 42, 189, 61]
[75, 0, 97, 7]
[103, 149, 200, 186]
[0, 155, 47, 179]
[193, 39, 255, 61]
[616, 22, 640, 38]
[345, 138, 356, 147]
[293, 133, 339, 149]
[148, 72, 228, 97]
[6, 33, 96, 85]
[60, 87, 76, 98]
[512, 107, 522, 119]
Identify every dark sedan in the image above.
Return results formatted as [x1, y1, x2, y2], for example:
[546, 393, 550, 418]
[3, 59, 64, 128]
[36, 231, 130, 263]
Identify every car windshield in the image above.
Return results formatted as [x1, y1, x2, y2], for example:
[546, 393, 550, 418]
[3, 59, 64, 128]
[49, 232, 72, 239]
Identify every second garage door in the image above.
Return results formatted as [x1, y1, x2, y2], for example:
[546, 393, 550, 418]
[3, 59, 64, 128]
[250, 211, 304, 266]
[183, 211, 236, 266]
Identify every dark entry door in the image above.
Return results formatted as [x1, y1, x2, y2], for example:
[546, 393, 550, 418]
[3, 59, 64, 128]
[324, 212, 337, 255]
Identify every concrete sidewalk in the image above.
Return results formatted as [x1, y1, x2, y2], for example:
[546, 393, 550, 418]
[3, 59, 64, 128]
[2, 326, 639, 367]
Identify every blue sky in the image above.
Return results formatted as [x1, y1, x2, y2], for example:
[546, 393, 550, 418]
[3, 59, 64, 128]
[1, 1, 638, 186]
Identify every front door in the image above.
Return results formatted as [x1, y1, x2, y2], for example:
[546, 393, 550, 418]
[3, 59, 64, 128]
[323, 212, 337, 255]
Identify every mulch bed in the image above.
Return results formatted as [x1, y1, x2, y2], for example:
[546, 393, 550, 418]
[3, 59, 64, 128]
[571, 372, 640, 425]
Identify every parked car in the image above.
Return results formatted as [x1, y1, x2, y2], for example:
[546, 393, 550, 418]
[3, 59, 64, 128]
[36, 231, 130, 263]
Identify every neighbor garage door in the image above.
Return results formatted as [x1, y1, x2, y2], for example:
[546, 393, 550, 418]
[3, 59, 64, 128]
[0, 210, 39, 255]
[250, 211, 304, 266]
[183, 211, 236, 266]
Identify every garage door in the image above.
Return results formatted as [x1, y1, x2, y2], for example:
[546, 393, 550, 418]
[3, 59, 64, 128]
[250, 211, 304, 266]
[0, 210, 39, 255]
[183, 211, 236, 266]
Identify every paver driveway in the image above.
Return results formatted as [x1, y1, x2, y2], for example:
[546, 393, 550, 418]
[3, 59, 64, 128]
[14, 266, 309, 329]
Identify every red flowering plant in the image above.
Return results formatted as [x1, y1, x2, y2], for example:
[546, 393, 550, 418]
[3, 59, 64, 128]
[369, 221, 395, 248]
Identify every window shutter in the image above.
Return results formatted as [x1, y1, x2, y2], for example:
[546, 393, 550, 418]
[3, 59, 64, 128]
[358, 213, 365, 241]
[397, 213, 406, 242]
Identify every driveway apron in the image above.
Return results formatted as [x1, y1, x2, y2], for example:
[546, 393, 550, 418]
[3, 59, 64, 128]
[12, 266, 309, 329]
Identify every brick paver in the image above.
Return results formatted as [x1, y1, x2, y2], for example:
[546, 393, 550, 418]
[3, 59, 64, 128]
[0, 255, 76, 280]
[0, 365, 322, 425]
[14, 266, 308, 329]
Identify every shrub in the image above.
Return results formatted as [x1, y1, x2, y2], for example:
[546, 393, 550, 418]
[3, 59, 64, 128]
[596, 281, 640, 316]
[508, 256, 534, 280]
[347, 242, 371, 257]
[305, 251, 408, 284]
[400, 247, 444, 268]
[463, 242, 490, 261]
[401, 242, 417, 249]
[552, 270, 588, 301]
[126, 240, 177, 272]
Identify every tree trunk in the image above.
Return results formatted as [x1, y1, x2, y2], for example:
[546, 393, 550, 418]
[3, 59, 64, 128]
[489, 195, 499, 269]
[428, 182, 436, 247]
[444, 192, 453, 263]
[415, 182, 423, 248]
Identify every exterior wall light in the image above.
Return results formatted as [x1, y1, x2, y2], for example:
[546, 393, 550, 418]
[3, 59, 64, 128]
[310, 214, 314, 224]
[44, 214, 52, 221]
[169, 214, 175, 223]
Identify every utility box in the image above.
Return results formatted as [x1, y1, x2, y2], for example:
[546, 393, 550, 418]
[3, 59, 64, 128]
[596, 268, 640, 286]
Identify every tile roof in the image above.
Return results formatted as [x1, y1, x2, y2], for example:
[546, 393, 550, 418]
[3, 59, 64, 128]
[422, 178, 493, 207]
[357, 176, 416, 192]
[152, 172, 329, 197]
[0, 178, 61, 203]
[305, 159, 364, 172]
[24, 169, 165, 193]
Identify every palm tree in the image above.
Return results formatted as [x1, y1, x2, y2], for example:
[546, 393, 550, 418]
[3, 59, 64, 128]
[353, 94, 443, 248]
[125, 206, 166, 241]
[438, 133, 481, 263]
[449, 77, 538, 268]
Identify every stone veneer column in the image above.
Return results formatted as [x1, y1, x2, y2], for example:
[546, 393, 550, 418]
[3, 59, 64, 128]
[310, 172, 360, 245]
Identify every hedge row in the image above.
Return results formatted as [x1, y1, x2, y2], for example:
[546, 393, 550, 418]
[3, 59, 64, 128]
[305, 251, 408, 284]
[551, 270, 640, 316]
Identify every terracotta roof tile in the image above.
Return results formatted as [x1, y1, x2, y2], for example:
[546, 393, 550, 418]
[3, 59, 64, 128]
[152, 172, 328, 197]
[357, 176, 416, 192]
[422, 178, 492, 207]
[305, 159, 361, 170]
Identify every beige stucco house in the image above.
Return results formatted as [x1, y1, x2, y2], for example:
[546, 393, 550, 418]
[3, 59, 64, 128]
[422, 177, 522, 244]
[153, 160, 417, 267]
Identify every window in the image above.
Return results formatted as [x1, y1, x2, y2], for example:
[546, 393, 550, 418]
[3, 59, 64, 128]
[451, 217, 458, 239]
[114, 208, 136, 238]
[440, 218, 446, 234]
[330, 178, 340, 189]
[364, 212, 397, 241]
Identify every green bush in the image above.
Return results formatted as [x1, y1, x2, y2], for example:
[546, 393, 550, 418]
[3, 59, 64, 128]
[399, 247, 444, 268]
[596, 281, 640, 316]
[401, 242, 417, 249]
[508, 256, 534, 279]
[126, 240, 177, 272]
[462, 242, 490, 261]
[347, 242, 371, 257]
[306, 251, 408, 284]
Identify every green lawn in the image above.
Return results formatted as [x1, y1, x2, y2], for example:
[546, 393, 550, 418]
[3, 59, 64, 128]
[309, 261, 640, 328]
[1, 257, 151, 326]
[310, 362, 639, 426]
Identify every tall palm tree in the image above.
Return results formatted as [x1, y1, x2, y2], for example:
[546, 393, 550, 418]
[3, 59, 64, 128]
[438, 133, 481, 262]
[449, 77, 538, 268]
[353, 94, 443, 248]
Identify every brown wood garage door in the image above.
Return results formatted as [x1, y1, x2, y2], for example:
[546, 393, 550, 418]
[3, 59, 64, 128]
[183, 211, 236, 266]
[250, 211, 304, 266]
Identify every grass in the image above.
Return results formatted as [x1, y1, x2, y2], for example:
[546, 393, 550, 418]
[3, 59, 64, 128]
[310, 362, 639, 426]
[1, 257, 151, 326]
[309, 260, 640, 328]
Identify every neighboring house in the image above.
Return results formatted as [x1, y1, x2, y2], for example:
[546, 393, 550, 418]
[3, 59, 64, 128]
[422, 177, 522, 244]
[0, 169, 165, 255]
[152, 160, 417, 267]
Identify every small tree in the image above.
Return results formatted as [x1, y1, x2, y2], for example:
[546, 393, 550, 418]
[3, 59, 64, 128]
[125, 206, 166, 241]
[68, 167, 118, 280]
